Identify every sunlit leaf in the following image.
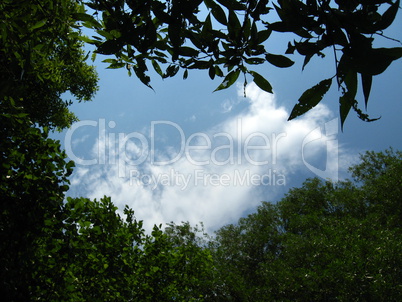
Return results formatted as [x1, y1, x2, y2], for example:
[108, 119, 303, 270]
[78, 35, 95, 44]
[211, 66, 222, 78]
[96, 30, 113, 40]
[73, 12, 102, 29]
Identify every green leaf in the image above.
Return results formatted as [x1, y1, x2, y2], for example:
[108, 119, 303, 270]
[169, 22, 182, 48]
[352, 47, 402, 75]
[102, 58, 117, 64]
[339, 92, 354, 131]
[215, 0, 245, 10]
[66, 160, 75, 170]
[78, 35, 95, 44]
[96, 30, 113, 40]
[339, 71, 357, 129]
[289, 78, 332, 120]
[294, 29, 313, 39]
[106, 61, 125, 69]
[332, 28, 348, 47]
[242, 15, 252, 39]
[378, 47, 402, 59]
[215, 65, 223, 77]
[228, 10, 241, 32]
[375, 0, 400, 31]
[164, 64, 180, 78]
[187, 60, 211, 69]
[210, 2, 227, 25]
[249, 71, 273, 93]
[30, 19, 47, 31]
[133, 60, 153, 89]
[209, 65, 216, 80]
[344, 70, 357, 98]
[214, 69, 240, 92]
[152, 59, 163, 77]
[73, 12, 102, 29]
[244, 57, 266, 65]
[178, 46, 199, 57]
[286, 42, 296, 54]
[265, 53, 294, 68]
[202, 13, 213, 36]
[250, 21, 259, 45]
[361, 74, 372, 109]
[256, 29, 272, 44]
[269, 21, 293, 32]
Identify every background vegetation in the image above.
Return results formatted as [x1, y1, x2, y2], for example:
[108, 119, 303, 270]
[1, 0, 401, 300]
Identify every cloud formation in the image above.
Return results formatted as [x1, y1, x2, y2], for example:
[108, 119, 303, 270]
[67, 83, 343, 232]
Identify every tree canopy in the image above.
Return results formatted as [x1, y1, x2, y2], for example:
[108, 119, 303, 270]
[0, 0, 97, 298]
[1, 0, 402, 300]
[3, 142, 401, 300]
[81, 0, 402, 128]
[0, 102, 74, 300]
[209, 148, 402, 301]
[0, 0, 98, 130]
[31, 197, 213, 301]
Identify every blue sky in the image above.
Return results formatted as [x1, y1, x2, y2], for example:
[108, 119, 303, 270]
[55, 11, 402, 232]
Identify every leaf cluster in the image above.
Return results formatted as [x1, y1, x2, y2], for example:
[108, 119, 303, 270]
[82, 0, 290, 94]
[30, 197, 213, 301]
[277, 0, 402, 128]
[0, 0, 99, 130]
[82, 0, 401, 126]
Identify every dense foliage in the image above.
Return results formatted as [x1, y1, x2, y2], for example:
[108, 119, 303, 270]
[82, 0, 402, 127]
[0, 100, 74, 300]
[0, 0, 98, 130]
[32, 197, 213, 301]
[3, 140, 401, 301]
[1, 0, 402, 301]
[210, 149, 402, 301]
[0, 0, 97, 299]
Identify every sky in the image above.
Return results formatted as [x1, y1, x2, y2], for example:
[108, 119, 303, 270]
[54, 9, 402, 233]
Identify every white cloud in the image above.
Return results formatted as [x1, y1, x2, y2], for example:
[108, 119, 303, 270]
[186, 114, 196, 122]
[67, 83, 348, 232]
[221, 98, 235, 113]
[72, 134, 90, 147]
